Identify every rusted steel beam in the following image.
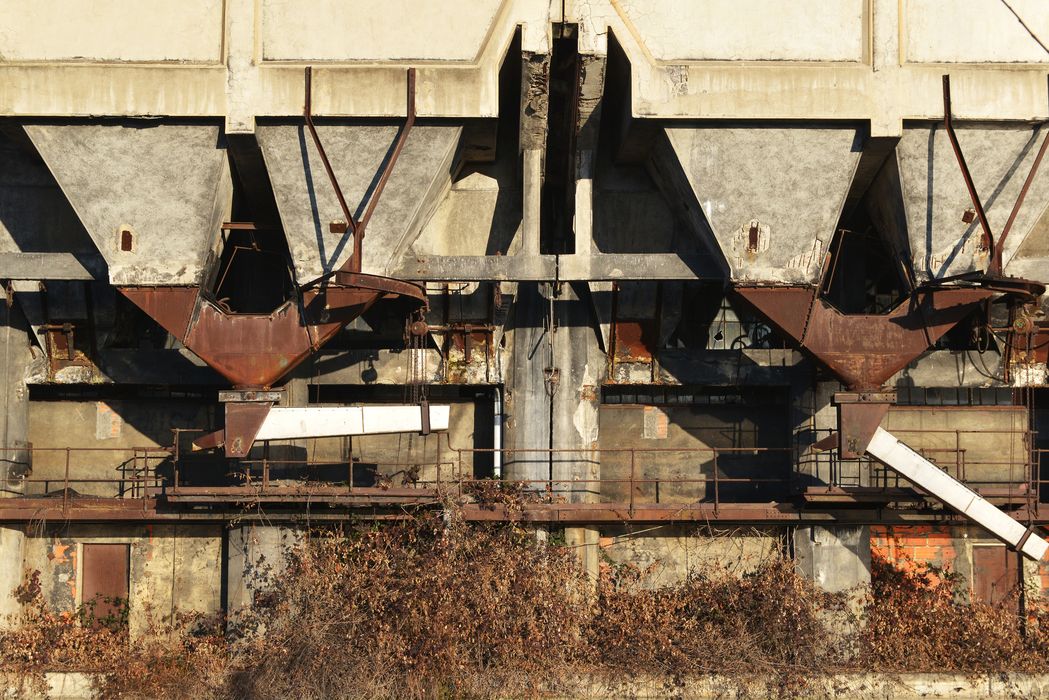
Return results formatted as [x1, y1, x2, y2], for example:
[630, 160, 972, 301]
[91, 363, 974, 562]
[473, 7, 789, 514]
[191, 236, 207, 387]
[1, 496, 1047, 526]
[733, 285, 993, 390]
[942, 75, 996, 268]
[460, 503, 802, 523]
[303, 67, 357, 239]
[0, 499, 162, 522]
[351, 67, 417, 270]
[835, 392, 893, 458]
[304, 66, 417, 274]
[996, 127, 1049, 272]
[162, 486, 439, 499]
[120, 273, 422, 389]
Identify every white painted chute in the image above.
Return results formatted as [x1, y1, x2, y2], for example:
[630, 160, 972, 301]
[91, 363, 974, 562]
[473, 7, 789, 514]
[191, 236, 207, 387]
[254, 405, 450, 441]
[866, 427, 1048, 561]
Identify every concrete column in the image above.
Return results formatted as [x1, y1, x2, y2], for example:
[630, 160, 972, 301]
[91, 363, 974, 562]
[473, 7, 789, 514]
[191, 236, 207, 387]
[564, 526, 599, 586]
[794, 525, 871, 595]
[520, 50, 549, 258]
[551, 283, 602, 503]
[551, 284, 603, 577]
[0, 526, 25, 627]
[572, 53, 606, 257]
[284, 376, 309, 463]
[0, 299, 32, 627]
[225, 524, 300, 627]
[0, 299, 31, 493]
[503, 283, 551, 484]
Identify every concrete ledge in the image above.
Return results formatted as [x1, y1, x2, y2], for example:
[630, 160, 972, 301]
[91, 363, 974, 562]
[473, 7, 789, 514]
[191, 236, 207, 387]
[6, 672, 1049, 699]
[2, 672, 94, 699]
[576, 674, 1049, 699]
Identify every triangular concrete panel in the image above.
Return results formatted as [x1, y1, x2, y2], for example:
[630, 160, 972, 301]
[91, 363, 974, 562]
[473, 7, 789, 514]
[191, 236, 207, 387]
[896, 123, 1049, 282]
[664, 125, 864, 284]
[257, 123, 461, 283]
[25, 123, 232, 286]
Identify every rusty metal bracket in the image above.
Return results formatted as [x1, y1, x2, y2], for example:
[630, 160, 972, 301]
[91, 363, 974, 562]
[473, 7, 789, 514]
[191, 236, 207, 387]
[834, 392, 894, 458]
[218, 390, 283, 403]
[734, 285, 994, 391]
[996, 127, 1049, 273]
[304, 66, 417, 274]
[419, 399, 431, 436]
[304, 67, 358, 242]
[942, 75, 1049, 277]
[942, 75, 995, 263]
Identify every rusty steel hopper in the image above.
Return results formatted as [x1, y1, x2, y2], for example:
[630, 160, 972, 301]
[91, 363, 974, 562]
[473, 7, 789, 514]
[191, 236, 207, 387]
[25, 68, 442, 457]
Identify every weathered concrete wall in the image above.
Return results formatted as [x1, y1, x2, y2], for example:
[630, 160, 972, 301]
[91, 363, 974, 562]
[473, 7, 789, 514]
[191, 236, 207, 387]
[1, 0, 1045, 127]
[903, 0, 1049, 64]
[883, 406, 1028, 486]
[663, 126, 862, 284]
[0, 525, 24, 627]
[615, 0, 866, 62]
[27, 399, 216, 496]
[17, 524, 222, 637]
[257, 123, 461, 280]
[597, 525, 781, 588]
[25, 124, 233, 286]
[896, 124, 1049, 282]
[259, 0, 505, 63]
[598, 400, 790, 504]
[871, 524, 1043, 603]
[225, 524, 299, 624]
[795, 525, 872, 595]
[0, 0, 226, 63]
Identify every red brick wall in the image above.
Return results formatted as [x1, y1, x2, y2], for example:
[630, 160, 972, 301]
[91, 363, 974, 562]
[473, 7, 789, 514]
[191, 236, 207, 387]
[870, 525, 959, 587]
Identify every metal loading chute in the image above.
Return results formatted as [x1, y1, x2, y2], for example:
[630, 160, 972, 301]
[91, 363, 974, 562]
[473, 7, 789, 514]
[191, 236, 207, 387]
[866, 428, 1048, 560]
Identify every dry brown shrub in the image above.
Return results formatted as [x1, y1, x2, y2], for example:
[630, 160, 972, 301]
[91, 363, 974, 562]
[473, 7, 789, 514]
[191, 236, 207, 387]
[6, 524, 1049, 700]
[0, 570, 228, 699]
[588, 557, 847, 689]
[860, 550, 1048, 673]
[227, 515, 592, 699]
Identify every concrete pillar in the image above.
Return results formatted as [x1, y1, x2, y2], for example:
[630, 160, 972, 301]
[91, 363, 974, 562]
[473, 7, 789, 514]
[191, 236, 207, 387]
[0, 526, 25, 627]
[551, 284, 603, 577]
[0, 299, 31, 493]
[520, 51, 550, 258]
[551, 283, 602, 502]
[794, 525, 871, 595]
[0, 299, 32, 627]
[224, 524, 300, 626]
[503, 283, 552, 484]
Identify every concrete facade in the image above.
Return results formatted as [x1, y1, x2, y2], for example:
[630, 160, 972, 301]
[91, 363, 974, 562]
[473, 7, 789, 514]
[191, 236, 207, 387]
[0, 0, 1048, 629]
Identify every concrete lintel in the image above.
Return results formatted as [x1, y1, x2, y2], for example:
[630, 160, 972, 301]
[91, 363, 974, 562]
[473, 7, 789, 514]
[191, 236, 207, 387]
[0, 253, 99, 281]
[394, 254, 557, 281]
[394, 253, 722, 281]
[558, 253, 722, 281]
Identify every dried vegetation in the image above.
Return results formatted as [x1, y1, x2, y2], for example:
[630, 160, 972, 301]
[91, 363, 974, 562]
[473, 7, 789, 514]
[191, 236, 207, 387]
[2, 512, 1049, 699]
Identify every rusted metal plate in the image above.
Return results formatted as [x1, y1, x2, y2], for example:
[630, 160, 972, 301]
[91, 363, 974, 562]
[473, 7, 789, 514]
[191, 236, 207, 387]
[121, 273, 422, 389]
[184, 300, 314, 388]
[81, 543, 129, 626]
[837, 401, 891, 458]
[223, 402, 273, 458]
[731, 287, 816, 343]
[460, 503, 803, 523]
[735, 285, 993, 390]
[613, 320, 658, 362]
[330, 272, 427, 303]
[118, 287, 198, 342]
[971, 545, 1019, 608]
